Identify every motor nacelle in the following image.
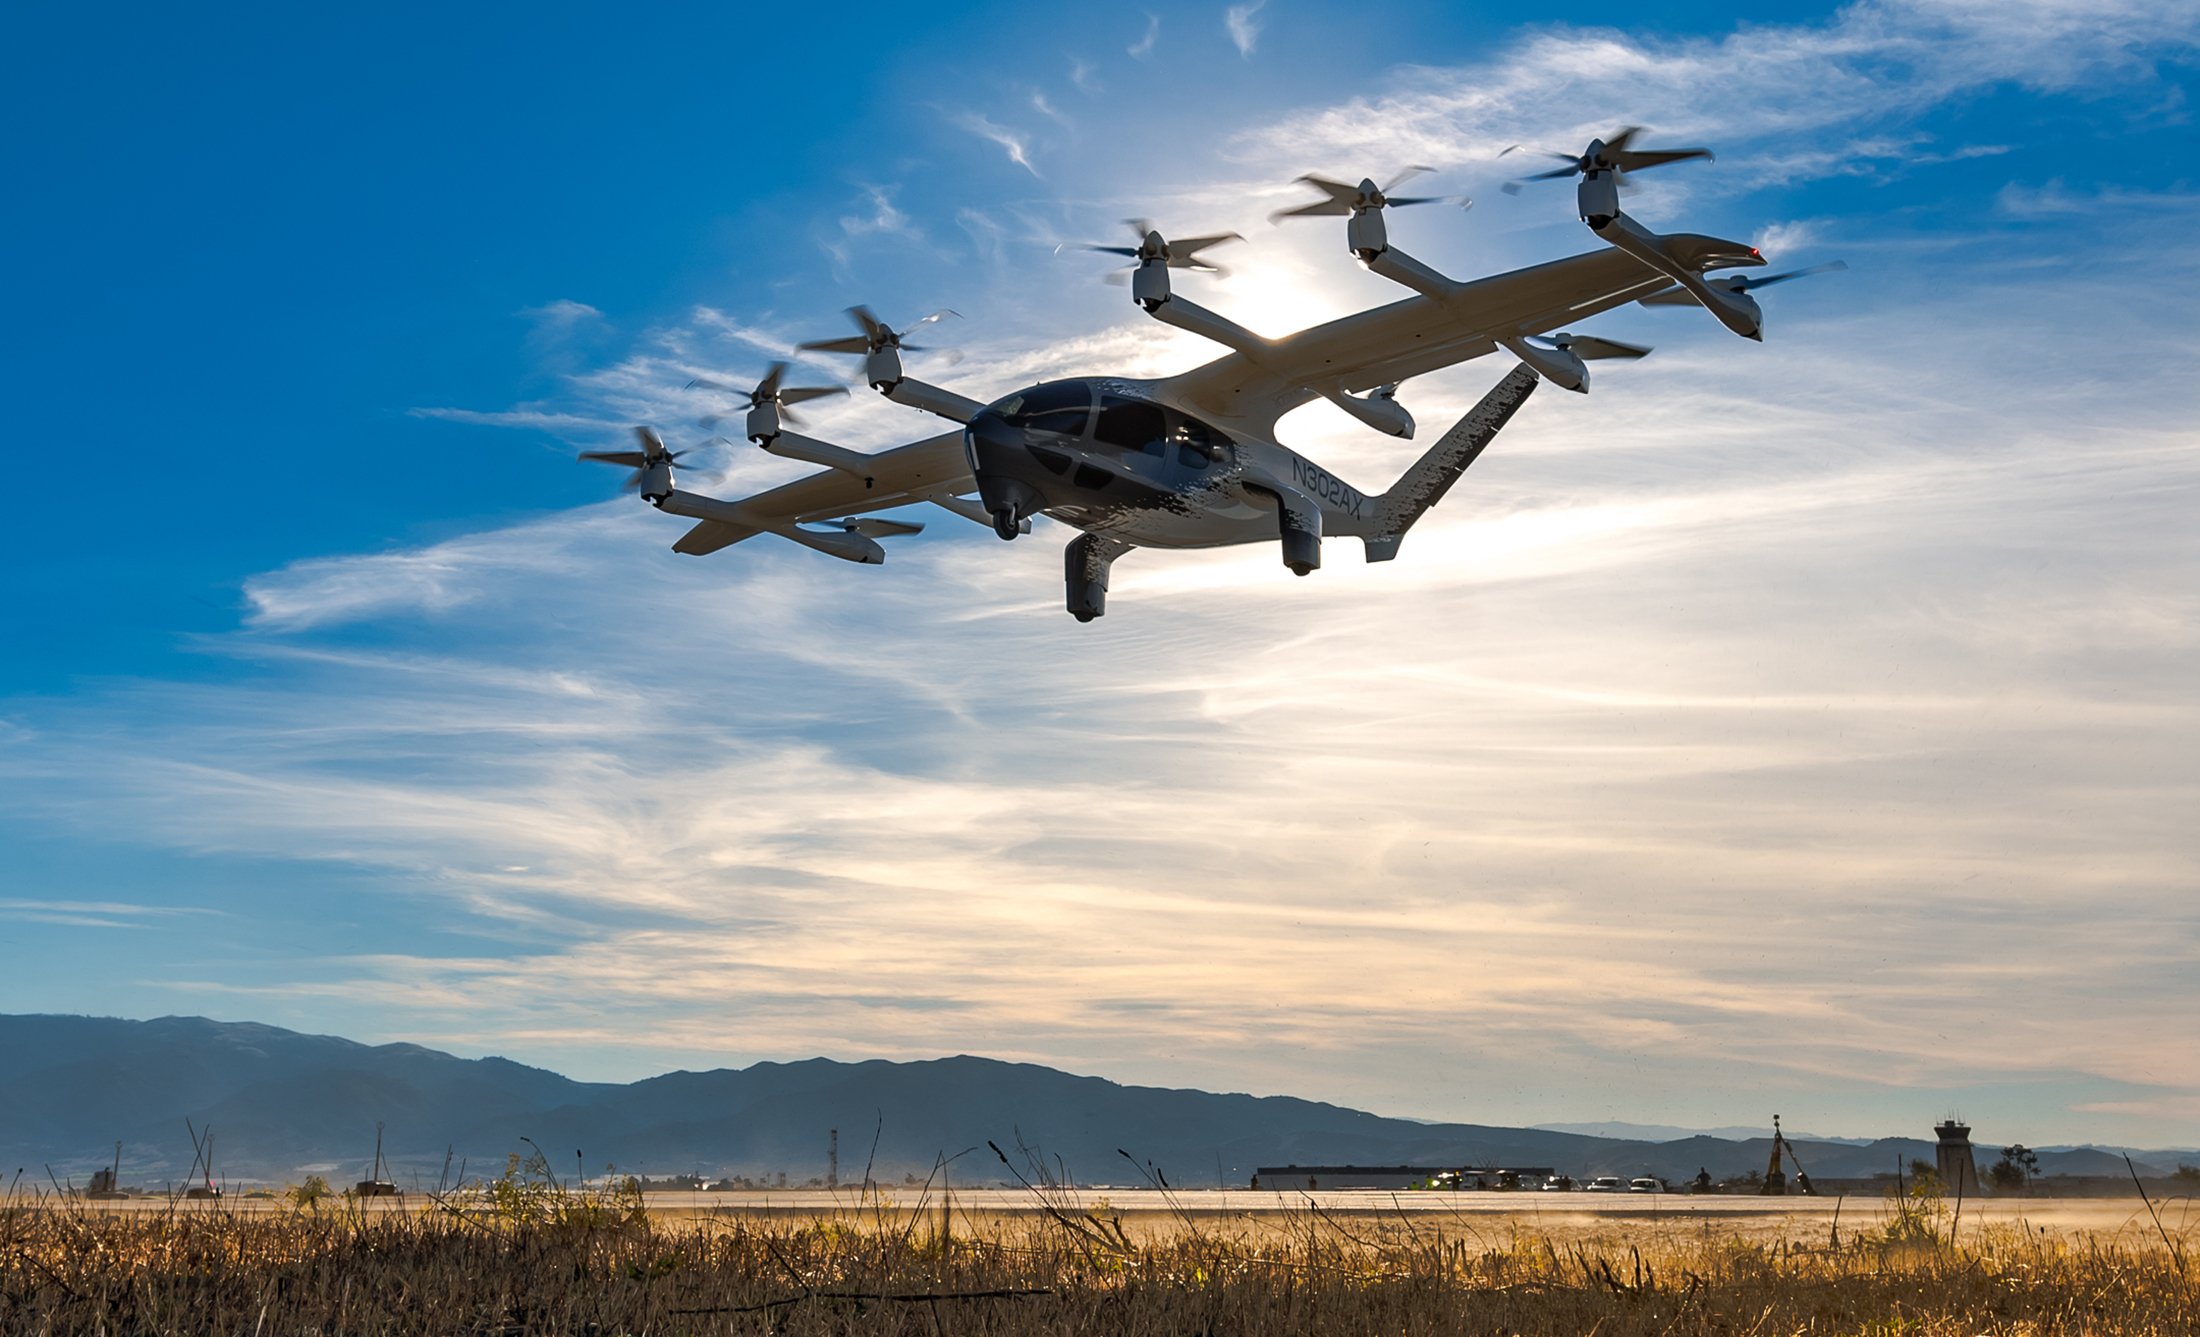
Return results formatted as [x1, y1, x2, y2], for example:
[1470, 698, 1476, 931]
[636, 460, 674, 503]
[745, 400, 783, 444]
[1696, 284, 1763, 340]
[1131, 260, 1170, 310]
[863, 345, 903, 390]
[1501, 336, 1590, 393]
[1347, 206, 1389, 261]
[1329, 385, 1415, 437]
[1577, 171, 1621, 230]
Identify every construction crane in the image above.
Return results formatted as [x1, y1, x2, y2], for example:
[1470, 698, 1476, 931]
[355, 1121, 401, 1198]
[183, 1121, 221, 1200]
[1759, 1114, 1818, 1196]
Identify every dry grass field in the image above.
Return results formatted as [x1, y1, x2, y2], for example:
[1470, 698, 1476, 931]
[5, 1173, 2194, 1334]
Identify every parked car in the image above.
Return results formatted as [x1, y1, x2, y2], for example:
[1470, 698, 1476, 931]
[1628, 1177, 1663, 1193]
[1541, 1175, 1575, 1192]
[1584, 1176, 1624, 1192]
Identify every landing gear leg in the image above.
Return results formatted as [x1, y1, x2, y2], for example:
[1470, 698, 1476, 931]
[992, 507, 1021, 541]
[1065, 533, 1134, 622]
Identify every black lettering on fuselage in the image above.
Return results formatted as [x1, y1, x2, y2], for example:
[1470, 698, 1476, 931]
[1289, 456, 1365, 519]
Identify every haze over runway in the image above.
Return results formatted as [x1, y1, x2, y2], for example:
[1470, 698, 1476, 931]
[3, 0, 2197, 1148]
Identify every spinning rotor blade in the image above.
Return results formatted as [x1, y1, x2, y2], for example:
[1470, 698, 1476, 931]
[1500, 126, 1712, 193]
[1722, 259, 1848, 290]
[1639, 259, 1849, 305]
[1162, 230, 1244, 271]
[1270, 167, 1458, 222]
[798, 334, 872, 355]
[798, 305, 961, 357]
[687, 362, 848, 425]
[1070, 221, 1243, 276]
[1273, 175, 1362, 218]
[579, 425, 720, 491]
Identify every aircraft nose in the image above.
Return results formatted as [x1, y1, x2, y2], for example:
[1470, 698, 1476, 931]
[964, 409, 1024, 467]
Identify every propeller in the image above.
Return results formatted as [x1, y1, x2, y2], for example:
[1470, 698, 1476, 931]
[1500, 126, 1713, 195]
[1641, 260, 1848, 305]
[688, 361, 849, 428]
[797, 306, 960, 357]
[578, 425, 720, 493]
[1068, 219, 1243, 279]
[1270, 167, 1465, 222]
[1525, 332, 1652, 361]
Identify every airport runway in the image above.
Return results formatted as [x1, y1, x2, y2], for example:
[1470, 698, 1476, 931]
[41, 1188, 2180, 1238]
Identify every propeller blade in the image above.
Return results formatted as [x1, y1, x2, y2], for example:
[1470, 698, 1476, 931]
[1499, 145, 1578, 165]
[579, 451, 649, 468]
[779, 385, 850, 407]
[1617, 146, 1713, 171]
[1527, 164, 1581, 181]
[1383, 195, 1464, 208]
[1081, 244, 1142, 258]
[907, 309, 959, 330]
[634, 425, 668, 456]
[1169, 232, 1243, 260]
[1736, 259, 1849, 289]
[1269, 198, 1352, 221]
[755, 362, 788, 400]
[847, 304, 887, 341]
[1380, 164, 1435, 195]
[1604, 126, 1645, 155]
[797, 334, 871, 355]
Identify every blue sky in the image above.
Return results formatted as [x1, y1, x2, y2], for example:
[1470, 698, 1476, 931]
[4, 0, 2198, 1148]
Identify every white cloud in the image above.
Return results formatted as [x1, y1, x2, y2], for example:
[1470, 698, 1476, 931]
[1225, 0, 1268, 57]
[1230, 0, 2200, 188]
[950, 111, 1041, 177]
[1129, 13, 1159, 59]
[518, 298, 602, 330]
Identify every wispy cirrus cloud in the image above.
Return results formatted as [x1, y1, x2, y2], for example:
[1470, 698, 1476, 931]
[1230, 0, 2200, 190]
[1225, 0, 1267, 57]
[1129, 13, 1159, 59]
[949, 111, 1041, 177]
[0, 899, 221, 929]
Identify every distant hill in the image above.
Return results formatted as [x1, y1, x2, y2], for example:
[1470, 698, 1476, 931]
[0, 1015, 2183, 1188]
[1534, 1121, 1876, 1145]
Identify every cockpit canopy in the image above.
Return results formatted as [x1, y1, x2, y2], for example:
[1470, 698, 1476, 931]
[986, 381, 1233, 461]
[986, 381, 1092, 436]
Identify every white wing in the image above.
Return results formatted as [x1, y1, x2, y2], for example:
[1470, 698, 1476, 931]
[670, 432, 972, 556]
[1156, 247, 1673, 435]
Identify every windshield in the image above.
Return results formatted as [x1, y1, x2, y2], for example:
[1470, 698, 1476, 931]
[988, 381, 1092, 436]
[1092, 392, 1233, 462]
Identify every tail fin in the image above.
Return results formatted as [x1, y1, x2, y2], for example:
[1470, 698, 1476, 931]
[1362, 365, 1539, 562]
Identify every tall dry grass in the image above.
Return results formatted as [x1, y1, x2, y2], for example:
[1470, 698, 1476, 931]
[3, 1179, 2193, 1334]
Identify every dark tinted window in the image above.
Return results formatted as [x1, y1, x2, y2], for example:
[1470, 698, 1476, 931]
[994, 381, 1092, 436]
[1094, 400, 1168, 454]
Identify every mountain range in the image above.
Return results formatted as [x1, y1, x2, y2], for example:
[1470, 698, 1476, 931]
[2, 1015, 2186, 1188]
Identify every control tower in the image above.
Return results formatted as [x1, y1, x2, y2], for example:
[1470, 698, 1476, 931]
[1933, 1120, 1979, 1195]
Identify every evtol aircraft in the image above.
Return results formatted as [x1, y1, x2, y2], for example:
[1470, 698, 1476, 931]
[583, 129, 1843, 620]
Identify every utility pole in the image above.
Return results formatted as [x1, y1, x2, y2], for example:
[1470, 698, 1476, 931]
[828, 1128, 838, 1190]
